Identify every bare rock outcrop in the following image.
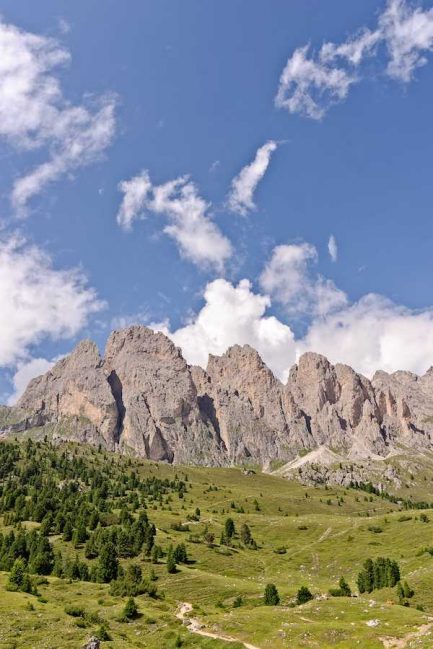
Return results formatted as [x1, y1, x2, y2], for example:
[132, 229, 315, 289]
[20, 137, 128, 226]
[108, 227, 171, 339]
[103, 326, 224, 463]
[4, 325, 433, 471]
[16, 340, 118, 448]
[192, 344, 293, 464]
[285, 353, 387, 459]
[373, 368, 433, 448]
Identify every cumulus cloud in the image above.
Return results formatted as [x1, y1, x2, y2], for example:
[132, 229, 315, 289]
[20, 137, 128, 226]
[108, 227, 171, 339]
[0, 18, 116, 214]
[162, 275, 433, 383]
[168, 278, 296, 380]
[8, 357, 54, 405]
[117, 171, 232, 271]
[228, 140, 278, 215]
[299, 294, 433, 378]
[155, 235, 433, 382]
[259, 242, 347, 316]
[328, 234, 338, 262]
[276, 0, 433, 119]
[0, 236, 104, 367]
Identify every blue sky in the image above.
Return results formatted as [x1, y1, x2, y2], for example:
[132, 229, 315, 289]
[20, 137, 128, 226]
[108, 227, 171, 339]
[2, 0, 433, 401]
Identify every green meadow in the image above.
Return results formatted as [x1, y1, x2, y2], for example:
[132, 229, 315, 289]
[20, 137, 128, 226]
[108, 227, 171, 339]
[1, 440, 433, 648]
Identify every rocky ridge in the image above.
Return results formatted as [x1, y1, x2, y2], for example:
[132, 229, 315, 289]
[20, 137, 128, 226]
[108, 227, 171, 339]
[2, 325, 433, 479]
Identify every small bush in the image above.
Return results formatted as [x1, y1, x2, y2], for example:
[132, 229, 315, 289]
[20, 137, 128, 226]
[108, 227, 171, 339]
[119, 597, 138, 622]
[97, 625, 112, 641]
[273, 547, 287, 554]
[64, 605, 85, 618]
[296, 586, 313, 605]
[264, 583, 280, 606]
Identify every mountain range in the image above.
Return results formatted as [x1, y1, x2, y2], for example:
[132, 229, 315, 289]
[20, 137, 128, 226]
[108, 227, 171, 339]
[2, 325, 433, 486]
[0, 325, 433, 492]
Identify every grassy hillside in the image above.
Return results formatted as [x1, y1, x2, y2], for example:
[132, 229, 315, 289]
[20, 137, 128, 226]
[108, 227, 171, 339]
[1, 439, 433, 648]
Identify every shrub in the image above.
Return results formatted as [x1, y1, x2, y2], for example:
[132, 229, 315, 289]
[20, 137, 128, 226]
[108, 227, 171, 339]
[97, 625, 112, 641]
[296, 586, 313, 605]
[64, 605, 85, 618]
[274, 547, 287, 554]
[264, 583, 280, 606]
[6, 559, 33, 594]
[120, 597, 138, 621]
[329, 577, 351, 597]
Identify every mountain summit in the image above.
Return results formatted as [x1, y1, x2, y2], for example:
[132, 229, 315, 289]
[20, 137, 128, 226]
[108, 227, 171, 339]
[2, 325, 433, 469]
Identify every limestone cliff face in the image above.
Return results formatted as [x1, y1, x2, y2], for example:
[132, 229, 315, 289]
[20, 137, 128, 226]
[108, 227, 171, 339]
[192, 345, 290, 463]
[285, 353, 386, 459]
[16, 340, 118, 448]
[3, 325, 433, 466]
[372, 368, 433, 448]
[103, 326, 224, 464]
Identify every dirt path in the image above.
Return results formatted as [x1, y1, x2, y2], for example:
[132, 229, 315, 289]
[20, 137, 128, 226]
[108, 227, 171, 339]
[380, 622, 433, 648]
[318, 527, 332, 542]
[176, 602, 261, 649]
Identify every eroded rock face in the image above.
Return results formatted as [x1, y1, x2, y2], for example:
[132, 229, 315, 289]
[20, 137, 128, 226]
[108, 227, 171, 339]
[16, 340, 118, 448]
[285, 353, 387, 459]
[373, 368, 433, 448]
[5, 325, 433, 466]
[192, 345, 291, 464]
[103, 326, 223, 463]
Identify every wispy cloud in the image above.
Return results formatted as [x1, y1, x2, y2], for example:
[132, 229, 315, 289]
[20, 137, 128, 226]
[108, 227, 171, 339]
[328, 234, 338, 262]
[228, 141, 278, 215]
[0, 19, 116, 215]
[117, 171, 232, 271]
[276, 0, 433, 119]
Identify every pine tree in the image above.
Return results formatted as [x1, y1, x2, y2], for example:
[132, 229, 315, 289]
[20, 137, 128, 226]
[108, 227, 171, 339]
[174, 543, 188, 564]
[296, 586, 313, 605]
[224, 518, 235, 540]
[166, 545, 177, 574]
[7, 558, 33, 593]
[264, 583, 280, 605]
[338, 577, 351, 596]
[62, 520, 73, 542]
[97, 541, 119, 583]
[122, 597, 138, 620]
[240, 523, 252, 546]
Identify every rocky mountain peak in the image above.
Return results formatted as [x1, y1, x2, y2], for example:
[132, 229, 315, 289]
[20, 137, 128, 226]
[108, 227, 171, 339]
[4, 325, 433, 468]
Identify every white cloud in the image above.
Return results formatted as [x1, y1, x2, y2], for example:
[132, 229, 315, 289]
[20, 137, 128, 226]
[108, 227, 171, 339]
[8, 357, 54, 405]
[275, 45, 357, 119]
[276, 0, 433, 119]
[162, 272, 433, 384]
[228, 140, 278, 215]
[168, 278, 296, 380]
[0, 18, 116, 214]
[116, 171, 152, 230]
[259, 242, 347, 316]
[380, 0, 433, 81]
[0, 235, 104, 367]
[328, 234, 338, 262]
[320, 28, 381, 66]
[117, 171, 232, 271]
[300, 294, 433, 378]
